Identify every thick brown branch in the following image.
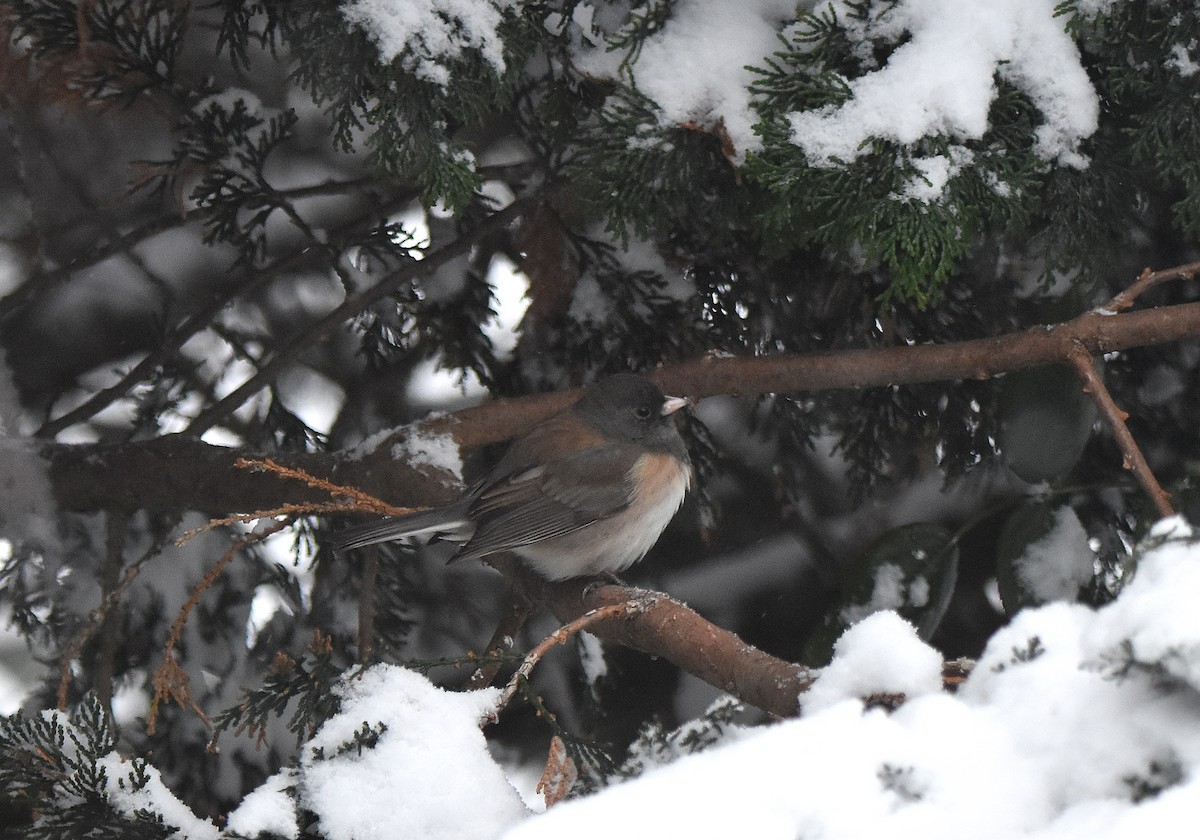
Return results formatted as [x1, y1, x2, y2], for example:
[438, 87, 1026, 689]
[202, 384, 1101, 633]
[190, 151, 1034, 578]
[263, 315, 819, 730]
[40, 294, 1200, 516]
[495, 558, 816, 718]
[657, 302, 1200, 402]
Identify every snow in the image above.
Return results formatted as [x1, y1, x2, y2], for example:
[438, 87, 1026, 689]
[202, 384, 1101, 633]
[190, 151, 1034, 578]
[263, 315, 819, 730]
[502, 520, 1200, 840]
[567, 0, 1098, 179]
[788, 0, 1098, 168]
[571, 0, 797, 161]
[24, 510, 1200, 840]
[801, 611, 944, 714]
[300, 664, 527, 840]
[1014, 505, 1094, 603]
[840, 562, 907, 624]
[576, 631, 607, 699]
[226, 769, 299, 839]
[342, 0, 513, 87]
[98, 753, 221, 840]
[347, 422, 464, 480]
[1089, 517, 1200, 691]
[897, 149, 974, 203]
[395, 427, 465, 480]
[1167, 42, 1200, 77]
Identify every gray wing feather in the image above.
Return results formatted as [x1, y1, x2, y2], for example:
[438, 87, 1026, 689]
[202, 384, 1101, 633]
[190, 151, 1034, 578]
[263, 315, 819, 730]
[333, 503, 471, 552]
[452, 447, 637, 562]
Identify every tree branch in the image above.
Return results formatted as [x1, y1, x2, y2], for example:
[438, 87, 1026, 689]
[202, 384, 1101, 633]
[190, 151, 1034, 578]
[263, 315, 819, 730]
[33, 188, 422, 438]
[1067, 343, 1174, 518]
[657, 299, 1200, 401]
[184, 196, 537, 435]
[39, 293, 1200, 515]
[494, 558, 816, 718]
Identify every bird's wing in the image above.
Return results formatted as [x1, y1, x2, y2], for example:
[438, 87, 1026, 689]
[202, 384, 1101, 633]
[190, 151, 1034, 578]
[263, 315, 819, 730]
[452, 445, 638, 561]
[332, 503, 471, 552]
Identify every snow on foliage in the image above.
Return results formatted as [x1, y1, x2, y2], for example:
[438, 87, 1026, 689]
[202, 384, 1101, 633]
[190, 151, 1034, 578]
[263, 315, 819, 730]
[788, 0, 1099, 167]
[568, 0, 1098, 170]
[225, 769, 300, 839]
[342, 0, 514, 87]
[801, 610, 944, 714]
[97, 752, 221, 840]
[300, 664, 527, 840]
[571, 0, 797, 161]
[504, 519, 1200, 839]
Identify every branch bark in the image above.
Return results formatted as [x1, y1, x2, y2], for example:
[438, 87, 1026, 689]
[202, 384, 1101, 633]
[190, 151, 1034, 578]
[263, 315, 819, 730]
[1067, 343, 1175, 518]
[493, 557, 817, 718]
[40, 296, 1200, 515]
[37, 268, 1200, 721]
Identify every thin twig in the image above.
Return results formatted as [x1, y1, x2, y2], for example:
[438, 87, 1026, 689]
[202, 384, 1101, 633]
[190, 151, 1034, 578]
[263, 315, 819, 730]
[233, 457, 403, 512]
[1099, 260, 1200, 313]
[1066, 343, 1174, 519]
[356, 546, 379, 663]
[175, 457, 414, 545]
[465, 584, 537, 690]
[493, 599, 654, 716]
[174, 504, 349, 544]
[55, 519, 174, 710]
[148, 518, 291, 733]
[185, 196, 536, 436]
[0, 176, 382, 321]
[34, 189, 422, 438]
[93, 513, 127, 716]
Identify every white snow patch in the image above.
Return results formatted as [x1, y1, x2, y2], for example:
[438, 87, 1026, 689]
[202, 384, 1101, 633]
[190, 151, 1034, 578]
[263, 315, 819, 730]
[1168, 42, 1200, 77]
[840, 562, 906, 625]
[226, 769, 299, 839]
[98, 753, 220, 840]
[802, 611, 944, 714]
[301, 664, 527, 840]
[503, 522, 1200, 840]
[577, 631, 607, 699]
[897, 148, 974, 203]
[571, 0, 797, 161]
[342, 0, 513, 87]
[1015, 505, 1094, 603]
[789, 0, 1098, 168]
[398, 427, 464, 480]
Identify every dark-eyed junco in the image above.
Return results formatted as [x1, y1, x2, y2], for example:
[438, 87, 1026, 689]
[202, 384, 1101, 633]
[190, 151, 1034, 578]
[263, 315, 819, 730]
[334, 374, 692, 580]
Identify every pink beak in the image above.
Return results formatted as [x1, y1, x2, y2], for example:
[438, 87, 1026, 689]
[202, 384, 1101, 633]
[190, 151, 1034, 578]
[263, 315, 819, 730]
[661, 395, 690, 416]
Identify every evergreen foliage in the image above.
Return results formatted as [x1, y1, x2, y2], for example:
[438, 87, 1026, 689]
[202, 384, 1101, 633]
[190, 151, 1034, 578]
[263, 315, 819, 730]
[0, 0, 1199, 833]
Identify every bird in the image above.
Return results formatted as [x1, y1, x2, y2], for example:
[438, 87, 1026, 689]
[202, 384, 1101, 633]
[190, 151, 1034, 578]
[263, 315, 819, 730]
[333, 373, 692, 580]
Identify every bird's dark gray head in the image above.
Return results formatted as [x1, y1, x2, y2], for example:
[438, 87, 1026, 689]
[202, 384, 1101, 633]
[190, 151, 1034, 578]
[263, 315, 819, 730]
[573, 374, 688, 454]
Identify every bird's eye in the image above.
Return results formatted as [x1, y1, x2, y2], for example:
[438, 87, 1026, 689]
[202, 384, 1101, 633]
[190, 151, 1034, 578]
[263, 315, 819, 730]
[635, 406, 652, 420]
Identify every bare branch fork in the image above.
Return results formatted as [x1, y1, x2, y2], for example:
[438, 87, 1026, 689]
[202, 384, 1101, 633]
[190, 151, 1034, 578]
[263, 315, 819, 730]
[492, 599, 656, 715]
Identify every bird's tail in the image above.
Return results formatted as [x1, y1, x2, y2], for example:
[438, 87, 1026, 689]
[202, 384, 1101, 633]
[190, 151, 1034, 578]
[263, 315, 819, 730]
[332, 505, 471, 552]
